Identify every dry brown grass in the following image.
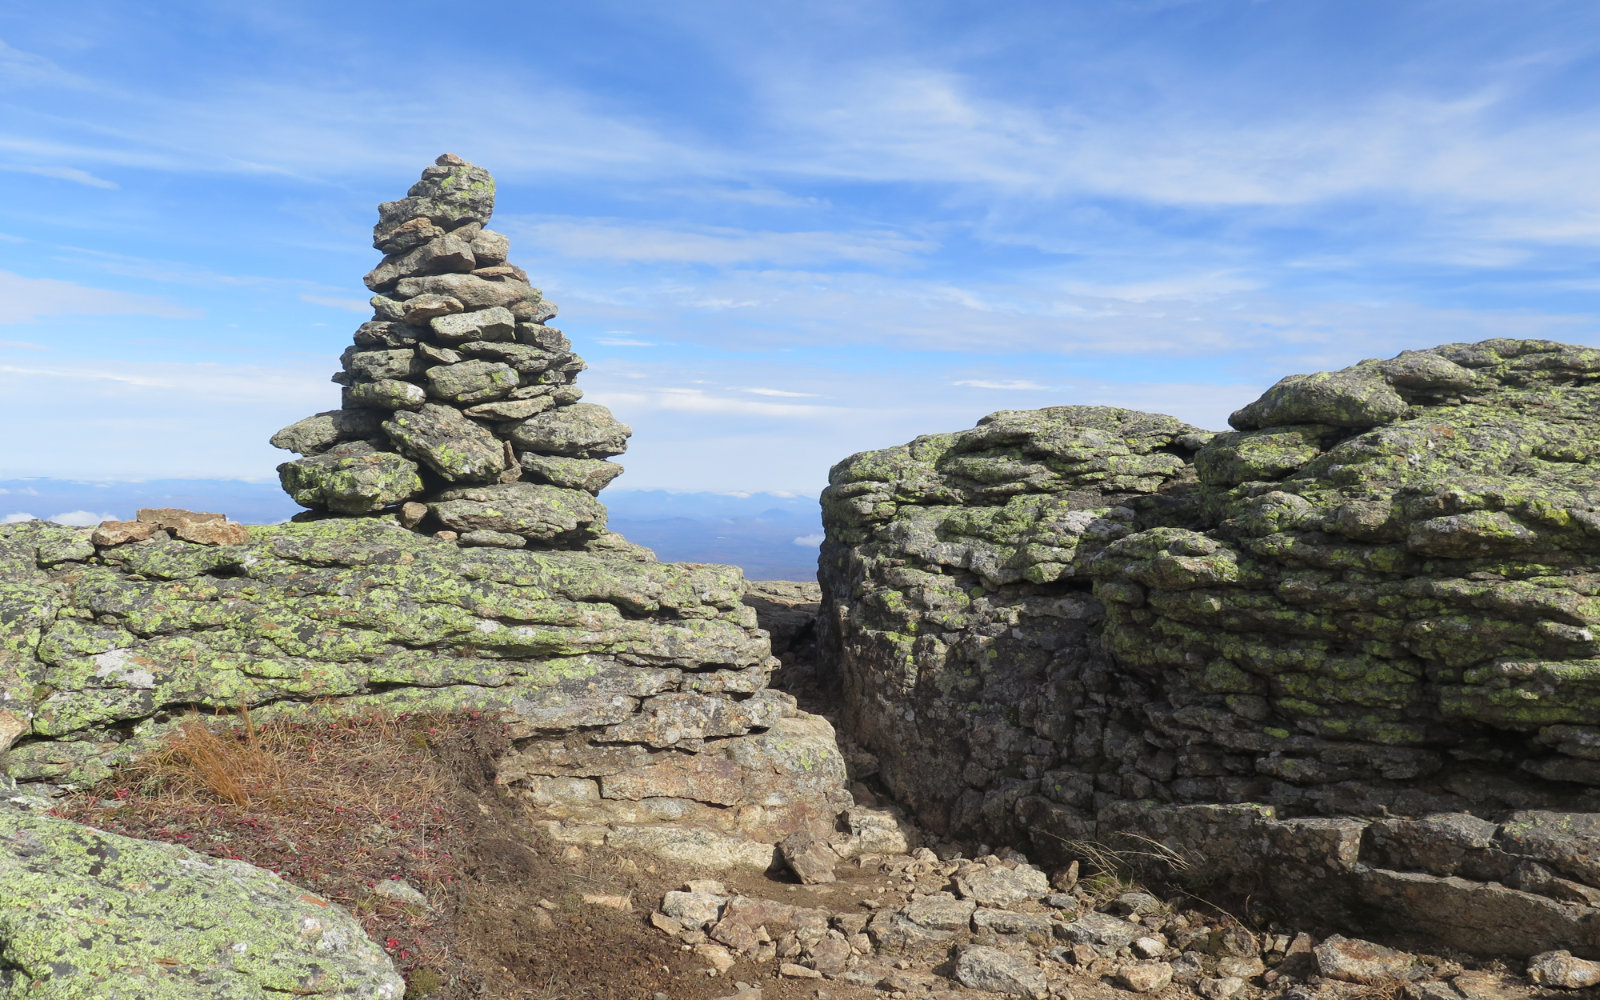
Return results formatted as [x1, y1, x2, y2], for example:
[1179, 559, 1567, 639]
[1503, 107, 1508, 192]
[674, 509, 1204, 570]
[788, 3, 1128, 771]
[52, 708, 472, 988]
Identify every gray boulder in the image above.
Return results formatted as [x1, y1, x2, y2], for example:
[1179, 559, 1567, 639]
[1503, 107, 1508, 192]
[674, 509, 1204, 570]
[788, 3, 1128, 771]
[0, 803, 403, 999]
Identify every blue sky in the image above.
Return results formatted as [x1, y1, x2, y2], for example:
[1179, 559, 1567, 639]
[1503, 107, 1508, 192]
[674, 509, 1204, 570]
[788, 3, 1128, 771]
[3, 0, 1600, 494]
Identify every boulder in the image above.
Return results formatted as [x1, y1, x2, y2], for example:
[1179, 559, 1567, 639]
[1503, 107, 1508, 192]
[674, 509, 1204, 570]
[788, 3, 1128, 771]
[818, 339, 1600, 958]
[0, 801, 403, 999]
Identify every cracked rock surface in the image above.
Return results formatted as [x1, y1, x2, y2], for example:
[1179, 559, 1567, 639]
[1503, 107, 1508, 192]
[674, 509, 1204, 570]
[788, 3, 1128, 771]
[819, 339, 1600, 958]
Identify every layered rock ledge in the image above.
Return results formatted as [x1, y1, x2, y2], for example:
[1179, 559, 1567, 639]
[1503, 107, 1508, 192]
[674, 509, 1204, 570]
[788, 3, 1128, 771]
[819, 338, 1600, 957]
[0, 514, 847, 866]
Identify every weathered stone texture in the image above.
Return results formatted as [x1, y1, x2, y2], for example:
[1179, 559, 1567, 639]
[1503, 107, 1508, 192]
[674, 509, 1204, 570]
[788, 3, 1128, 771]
[819, 339, 1600, 957]
[0, 787, 403, 999]
[273, 155, 624, 530]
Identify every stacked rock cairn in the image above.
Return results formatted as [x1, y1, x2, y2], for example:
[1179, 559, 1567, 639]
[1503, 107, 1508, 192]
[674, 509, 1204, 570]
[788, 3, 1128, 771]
[271, 154, 631, 549]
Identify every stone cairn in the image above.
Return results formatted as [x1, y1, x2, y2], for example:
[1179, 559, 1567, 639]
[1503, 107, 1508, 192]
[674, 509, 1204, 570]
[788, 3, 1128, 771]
[271, 153, 630, 549]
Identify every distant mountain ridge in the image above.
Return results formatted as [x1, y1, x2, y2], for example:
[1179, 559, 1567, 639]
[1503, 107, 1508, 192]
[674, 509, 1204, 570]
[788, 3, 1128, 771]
[0, 479, 821, 581]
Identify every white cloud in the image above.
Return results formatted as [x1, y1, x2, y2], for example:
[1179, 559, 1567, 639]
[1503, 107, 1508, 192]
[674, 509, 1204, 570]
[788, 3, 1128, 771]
[598, 386, 835, 419]
[47, 510, 114, 526]
[741, 387, 818, 398]
[954, 379, 1053, 391]
[0, 163, 117, 188]
[499, 217, 934, 268]
[793, 533, 825, 547]
[0, 270, 199, 324]
[596, 337, 657, 347]
[0, 512, 37, 524]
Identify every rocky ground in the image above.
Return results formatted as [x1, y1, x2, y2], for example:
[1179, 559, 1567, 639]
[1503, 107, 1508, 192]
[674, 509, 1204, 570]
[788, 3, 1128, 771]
[38, 702, 1589, 1000]
[14, 580, 1596, 999]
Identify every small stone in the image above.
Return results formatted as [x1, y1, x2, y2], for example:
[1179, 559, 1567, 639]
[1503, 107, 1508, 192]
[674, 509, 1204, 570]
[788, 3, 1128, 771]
[424, 359, 519, 404]
[173, 520, 250, 546]
[347, 379, 427, 410]
[270, 408, 385, 456]
[352, 320, 426, 348]
[383, 403, 507, 482]
[430, 306, 516, 344]
[401, 293, 464, 324]
[430, 482, 606, 541]
[398, 501, 428, 528]
[342, 347, 419, 382]
[663, 891, 724, 930]
[649, 911, 679, 934]
[370, 294, 405, 321]
[509, 402, 632, 458]
[1528, 950, 1600, 989]
[372, 879, 427, 907]
[1057, 911, 1141, 949]
[518, 453, 625, 494]
[1051, 862, 1079, 891]
[433, 530, 458, 540]
[903, 893, 976, 930]
[781, 830, 839, 885]
[954, 865, 1050, 907]
[1133, 936, 1167, 958]
[1315, 934, 1419, 985]
[695, 942, 735, 974]
[1216, 955, 1265, 979]
[91, 519, 164, 546]
[972, 908, 1054, 937]
[805, 933, 851, 973]
[581, 893, 632, 912]
[1110, 891, 1161, 916]
[1199, 976, 1246, 1000]
[465, 397, 553, 421]
[1116, 961, 1174, 993]
[278, 444, 423, 514]
[457, 529, 526, 549]
[1041, 893, 1077, 910]
[780, 963, 822, 979]
[953, 945, 1047, 999]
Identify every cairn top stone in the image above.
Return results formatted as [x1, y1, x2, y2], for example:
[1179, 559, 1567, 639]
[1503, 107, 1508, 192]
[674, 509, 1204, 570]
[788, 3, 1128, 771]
[374, 153, 496, 250]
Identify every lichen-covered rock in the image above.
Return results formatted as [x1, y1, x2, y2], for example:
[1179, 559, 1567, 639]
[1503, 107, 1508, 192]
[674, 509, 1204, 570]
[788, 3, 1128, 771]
[278, 442, 424, 513]
[382, 403, 506, 483]
[269, 409, 384, 457]
[519, 454, 625, 494]
[820, 339, 1600, 958]
[510, 403, 632, 458]
[430, 482, 606, 541]
[0, 799, 403, 999]
[0, 517, 777, 785]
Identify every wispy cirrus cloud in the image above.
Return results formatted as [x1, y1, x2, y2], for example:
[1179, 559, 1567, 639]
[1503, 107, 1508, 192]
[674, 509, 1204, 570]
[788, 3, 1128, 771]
[499, 216, 935, 267]
[0, 270, 198, 323]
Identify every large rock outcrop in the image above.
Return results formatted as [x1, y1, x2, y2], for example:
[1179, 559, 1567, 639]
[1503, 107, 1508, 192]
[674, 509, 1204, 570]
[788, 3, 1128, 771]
[820, 339, 1600, 956]
[1, 516, 848, 863]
